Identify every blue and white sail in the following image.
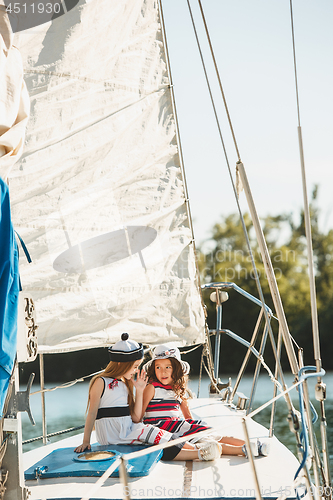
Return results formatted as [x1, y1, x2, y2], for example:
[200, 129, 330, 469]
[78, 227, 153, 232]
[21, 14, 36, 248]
[9, 0, 205, 353]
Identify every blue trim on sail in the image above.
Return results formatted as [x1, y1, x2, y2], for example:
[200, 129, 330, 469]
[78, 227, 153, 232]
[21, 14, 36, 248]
[0, 178, 20, 416]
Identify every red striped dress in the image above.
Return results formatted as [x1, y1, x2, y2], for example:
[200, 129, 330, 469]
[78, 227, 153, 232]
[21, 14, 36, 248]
[143, 381, 211, 440]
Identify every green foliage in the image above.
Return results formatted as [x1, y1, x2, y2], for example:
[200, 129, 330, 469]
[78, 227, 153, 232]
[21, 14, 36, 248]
[198, 186, 333, 371]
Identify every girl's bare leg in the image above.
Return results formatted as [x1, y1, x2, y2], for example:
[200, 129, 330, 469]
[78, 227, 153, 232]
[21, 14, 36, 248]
[219, 436, 245, 447]
[182, 442, 196, 450]
[173, 449, 200, 461]
[175, 443, 245, 458]
[220, 443, 245, 456]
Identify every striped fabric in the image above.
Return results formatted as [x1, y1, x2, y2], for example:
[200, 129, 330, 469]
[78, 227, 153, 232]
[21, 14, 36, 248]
[144, 382, 182, 420]
[143, 382, 211, 440]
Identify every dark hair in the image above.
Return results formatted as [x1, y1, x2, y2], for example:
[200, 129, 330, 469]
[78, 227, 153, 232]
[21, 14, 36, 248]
[146, 357, 188, 400]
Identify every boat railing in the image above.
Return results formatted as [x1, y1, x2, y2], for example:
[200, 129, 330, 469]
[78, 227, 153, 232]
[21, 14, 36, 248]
[199, 281, 331, 500]
[202, 282, 275, 317]
[201, 282, 281, 413]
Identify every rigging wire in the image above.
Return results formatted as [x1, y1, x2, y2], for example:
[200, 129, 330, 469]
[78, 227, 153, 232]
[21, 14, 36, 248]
[197, 0, 240, 162]
[158, 0, 207, 319]
[289, 0, 322, 373]
[197, 0, 300, 378]
[187, 0, 298, 394]
[187, 4, 323, 490]
[22, 425, 85, 445]
[289, 0, 301, 128]
[289, 1, 331, 492]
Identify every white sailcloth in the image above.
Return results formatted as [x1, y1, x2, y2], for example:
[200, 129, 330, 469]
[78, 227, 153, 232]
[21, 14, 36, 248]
[9, 0, 205, 353]
[0, 2, 30, 181]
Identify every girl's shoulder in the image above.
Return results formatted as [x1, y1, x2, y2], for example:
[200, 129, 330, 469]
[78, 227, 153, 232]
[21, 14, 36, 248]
[144, 383, 155, 392]
[102, 377, 126, 390]
[150, 381, 162, 388]
[90, 376, 105, 398]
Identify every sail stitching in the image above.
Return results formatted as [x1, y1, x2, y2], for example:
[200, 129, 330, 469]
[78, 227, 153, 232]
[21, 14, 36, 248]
[24, 69, 170, 92]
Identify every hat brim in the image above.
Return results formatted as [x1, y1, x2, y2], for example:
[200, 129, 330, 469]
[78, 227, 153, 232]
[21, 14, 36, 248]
[108, 344, 143, 362]
[142, 358, 190, 375]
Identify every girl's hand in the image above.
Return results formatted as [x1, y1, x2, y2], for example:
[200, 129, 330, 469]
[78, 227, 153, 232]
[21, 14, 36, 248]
[180, 399, 192, 419]
[74, 442, 91, 453]
[133, 370, 147, 392]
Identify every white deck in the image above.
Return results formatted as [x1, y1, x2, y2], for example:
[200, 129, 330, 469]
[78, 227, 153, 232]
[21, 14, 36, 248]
[23, 398, 303, 499]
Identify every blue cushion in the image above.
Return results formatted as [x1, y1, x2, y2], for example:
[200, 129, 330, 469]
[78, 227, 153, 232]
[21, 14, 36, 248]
[25, 443, 162, 479]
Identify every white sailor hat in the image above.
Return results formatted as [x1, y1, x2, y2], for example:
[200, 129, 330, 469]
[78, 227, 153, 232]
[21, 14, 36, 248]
[143, 344, 190, 375]
[108, 333, 143, 362]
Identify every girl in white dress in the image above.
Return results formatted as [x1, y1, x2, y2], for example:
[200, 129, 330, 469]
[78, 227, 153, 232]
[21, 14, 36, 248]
[74, 334, 222, 461]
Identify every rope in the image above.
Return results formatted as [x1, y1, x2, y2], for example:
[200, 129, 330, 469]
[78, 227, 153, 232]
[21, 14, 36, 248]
[29, 344, 202, 396]
[201, 359, 223, 396]
[180, 344, 203, 355]
[0, 436, 9, 465]
[197, 346, 204, 398]
[293, 367, 326, 490]
[30, 370, 103, 396]
[22, 424, 85, 445]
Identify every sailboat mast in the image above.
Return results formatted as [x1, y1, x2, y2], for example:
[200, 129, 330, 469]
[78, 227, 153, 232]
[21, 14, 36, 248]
[236, 162, 299, 376]
[289, 0, 331, 490]
[289, 0, 322, 374]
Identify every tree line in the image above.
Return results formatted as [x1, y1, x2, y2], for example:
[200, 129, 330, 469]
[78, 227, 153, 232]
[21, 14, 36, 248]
[197, 186, 333, 372]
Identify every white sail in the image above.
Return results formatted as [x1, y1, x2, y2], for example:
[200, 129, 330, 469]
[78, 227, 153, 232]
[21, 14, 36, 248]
[9, 0, 205, 353]
[0, 2, 29, 181]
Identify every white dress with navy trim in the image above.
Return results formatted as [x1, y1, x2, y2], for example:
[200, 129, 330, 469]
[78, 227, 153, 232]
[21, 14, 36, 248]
[95, 377, 173, 446]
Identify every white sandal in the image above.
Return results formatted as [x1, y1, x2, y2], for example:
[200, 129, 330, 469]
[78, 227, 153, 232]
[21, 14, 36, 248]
[197, 441, 222, 461]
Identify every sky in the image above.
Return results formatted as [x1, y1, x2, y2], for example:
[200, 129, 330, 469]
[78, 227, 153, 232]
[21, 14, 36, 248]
[161, 0, 333, 247]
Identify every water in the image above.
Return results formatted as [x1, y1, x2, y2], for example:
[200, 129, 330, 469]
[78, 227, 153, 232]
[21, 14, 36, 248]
[22, 372, 333, 473]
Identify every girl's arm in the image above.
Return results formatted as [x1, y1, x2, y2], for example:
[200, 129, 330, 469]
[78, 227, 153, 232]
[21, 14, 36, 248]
[74, 377, 104, 453]
[139, 383, 155, 421]
[131, 370, 148, 423]
[180, 398, 192, 419]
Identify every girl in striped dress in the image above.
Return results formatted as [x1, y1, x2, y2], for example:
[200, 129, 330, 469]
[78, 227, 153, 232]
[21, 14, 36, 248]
[142, 345, 250, 457]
